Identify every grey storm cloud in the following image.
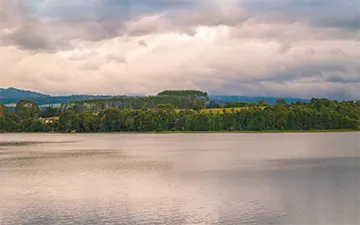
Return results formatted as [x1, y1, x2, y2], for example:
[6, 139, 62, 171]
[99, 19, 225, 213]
[1, 0, 358, 50]
[0, 0, 359, 99]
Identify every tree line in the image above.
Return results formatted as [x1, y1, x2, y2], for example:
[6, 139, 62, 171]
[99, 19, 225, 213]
[1, 98, 359, 132]
[59, 91, 210, 113]
[157, 90, 209, 98]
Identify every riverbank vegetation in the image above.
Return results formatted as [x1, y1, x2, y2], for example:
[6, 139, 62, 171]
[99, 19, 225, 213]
[0, 90, 359, 132]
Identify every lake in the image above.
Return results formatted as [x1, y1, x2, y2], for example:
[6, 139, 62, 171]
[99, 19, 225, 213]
[0, 133, 359, 225]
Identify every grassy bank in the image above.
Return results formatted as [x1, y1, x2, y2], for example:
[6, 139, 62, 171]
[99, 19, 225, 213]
[1, 129, 359, 134]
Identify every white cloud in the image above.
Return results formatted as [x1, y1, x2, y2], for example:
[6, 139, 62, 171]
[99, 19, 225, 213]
[0, 0, 359, 99]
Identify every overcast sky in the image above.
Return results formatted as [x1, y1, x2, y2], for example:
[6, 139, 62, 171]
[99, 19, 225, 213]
[0, 0, 359, 99]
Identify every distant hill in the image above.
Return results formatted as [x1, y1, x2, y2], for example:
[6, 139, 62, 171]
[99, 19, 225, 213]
[209, 95, 309, 104]
[0, 87, 309, 107]
[0, 88, 120, 105]
[0, 87, 50, 99]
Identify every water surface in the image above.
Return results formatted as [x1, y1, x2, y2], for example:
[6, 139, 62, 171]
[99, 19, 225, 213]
[0, 133, 359, 224]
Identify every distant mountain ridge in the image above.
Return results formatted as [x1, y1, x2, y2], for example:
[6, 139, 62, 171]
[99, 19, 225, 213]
[0, 87, 119, 105]
[0, 87, 309, 106]
[0, 87, 50, 99]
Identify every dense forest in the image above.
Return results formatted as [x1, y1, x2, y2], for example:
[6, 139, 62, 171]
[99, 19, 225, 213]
[157, 90, 209, 98]
[1, 95, 359, 132]
[59, 90, 209, 112]
[210, 95, 308, 104]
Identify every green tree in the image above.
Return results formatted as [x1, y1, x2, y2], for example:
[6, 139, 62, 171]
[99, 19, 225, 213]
[276, 98, 287, 105]
[257, 99, 265, 106]
[59, 111, 80, 132]
[40, 107, 59, 118]
[207, 100, 222, 108]
[1, 95, 360, 133]
[0, 103, 7, 118]
[15, 100, 40, 118]
[0, 112, 21, 132]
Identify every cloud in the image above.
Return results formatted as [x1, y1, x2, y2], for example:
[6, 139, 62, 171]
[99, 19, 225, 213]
[278, 43, 292, 54]
[2, 24, 50, 50]
[0, 0, 359, 99]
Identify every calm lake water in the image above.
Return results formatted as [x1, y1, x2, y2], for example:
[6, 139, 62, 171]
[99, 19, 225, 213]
[0, 133, 359, 225]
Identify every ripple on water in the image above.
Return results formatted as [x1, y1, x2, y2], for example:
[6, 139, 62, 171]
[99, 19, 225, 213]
[0, 133, 358, 225]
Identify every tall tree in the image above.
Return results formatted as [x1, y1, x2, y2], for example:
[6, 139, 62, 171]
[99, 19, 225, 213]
[276, 98, 287, 105]
[15, 100, 40, 118]
[0, 103, 7, 118]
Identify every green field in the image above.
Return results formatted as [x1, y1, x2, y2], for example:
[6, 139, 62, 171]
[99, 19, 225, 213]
[200, 106, 266, 113]
[39, 103, 62, 108]
[4, 103, 62, 108]
[4, 103, 16, 107]
[39, 116, 59, 121]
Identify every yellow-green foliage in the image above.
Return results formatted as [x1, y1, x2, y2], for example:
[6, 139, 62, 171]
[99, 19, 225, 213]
[4, 103, 17, 107]
[200, 106, 266, 114]
[40, 103, 62, 108]
[39, 116, 59, 121]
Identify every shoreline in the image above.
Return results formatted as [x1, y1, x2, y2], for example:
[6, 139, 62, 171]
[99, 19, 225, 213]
[1, 130, 359, 134]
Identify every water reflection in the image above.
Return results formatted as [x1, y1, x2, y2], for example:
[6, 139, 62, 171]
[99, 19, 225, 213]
[0, 133, 359, 225]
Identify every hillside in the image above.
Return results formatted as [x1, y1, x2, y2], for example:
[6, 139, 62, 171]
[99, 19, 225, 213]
[0, 88, 120, 105]
[0, 88, 310, 106]
[0, 87, 50, 99]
